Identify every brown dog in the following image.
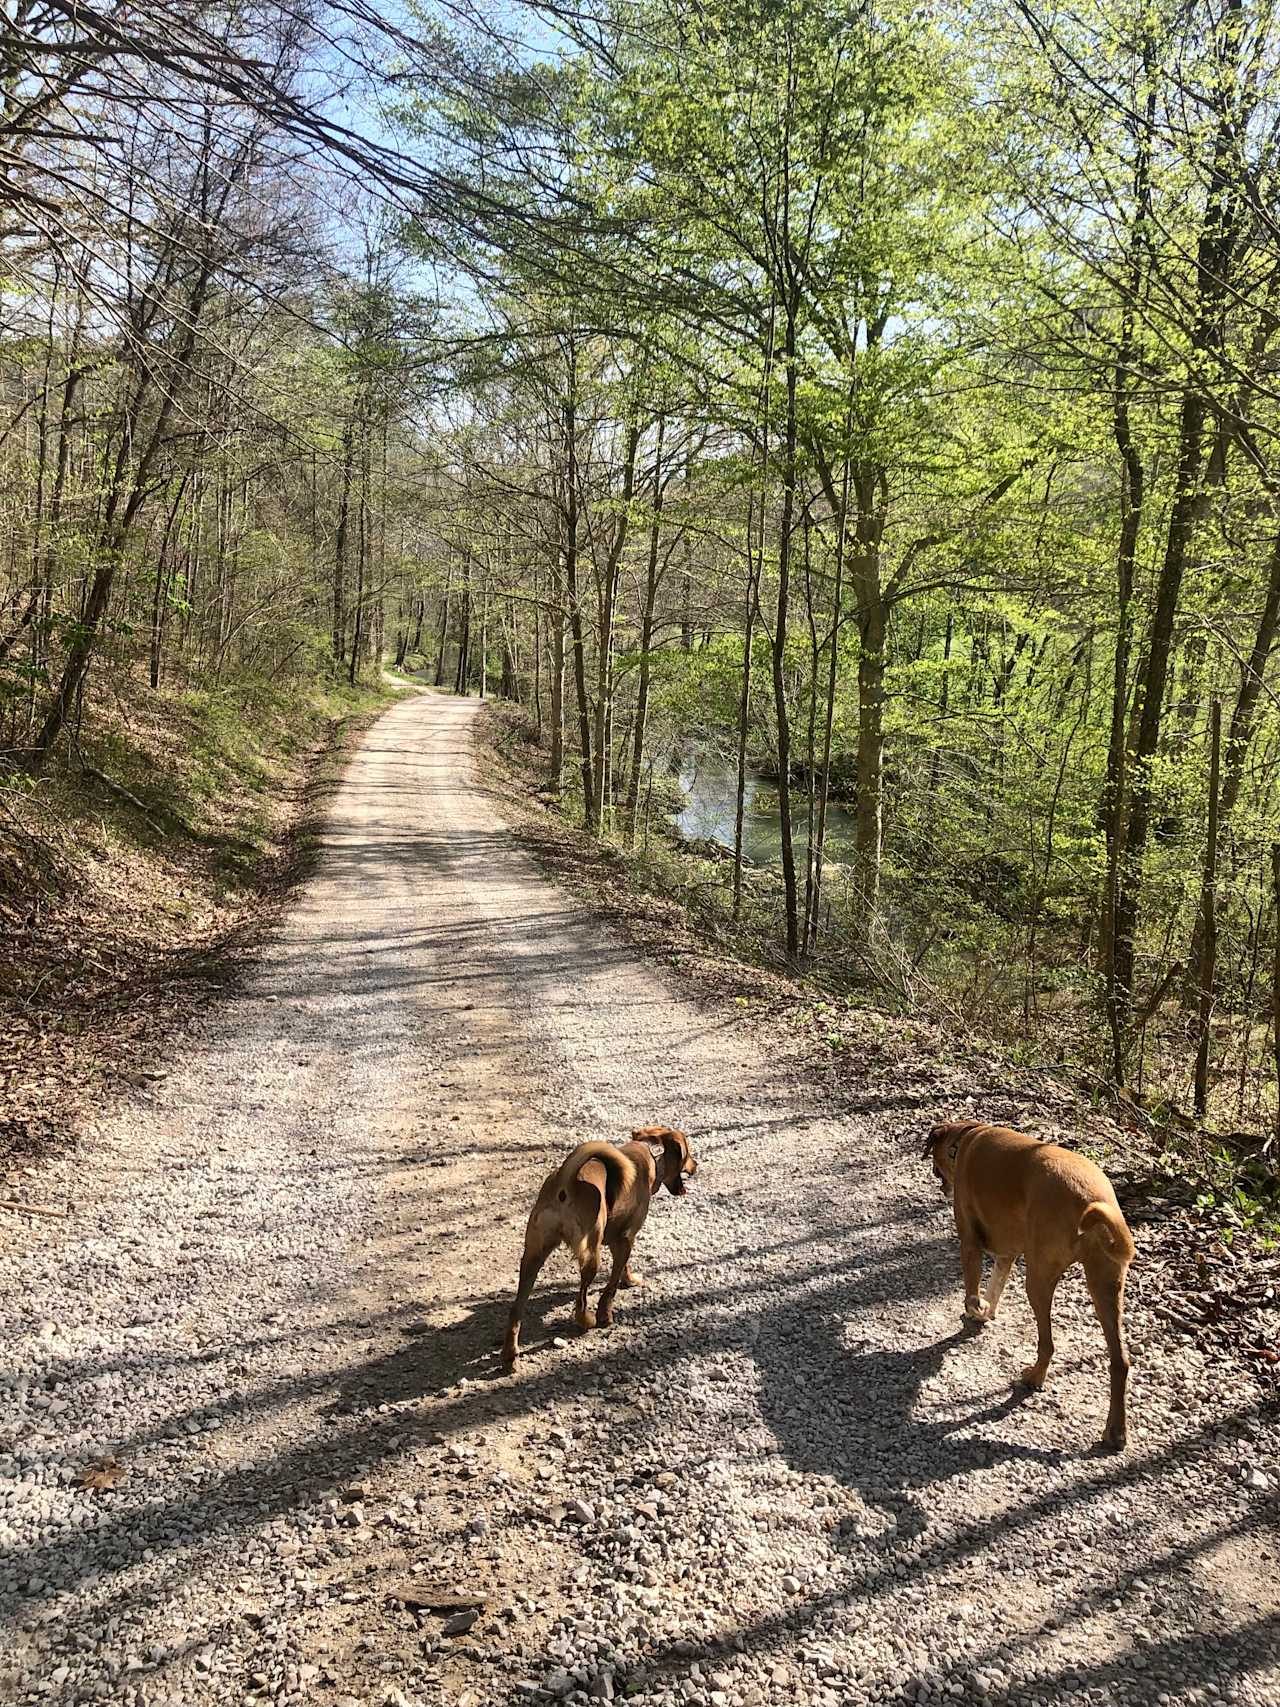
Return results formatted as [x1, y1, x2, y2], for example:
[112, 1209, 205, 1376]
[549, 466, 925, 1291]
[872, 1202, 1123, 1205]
[501, 1126, 696, 1367]
[924, 1119, 1136, 1449]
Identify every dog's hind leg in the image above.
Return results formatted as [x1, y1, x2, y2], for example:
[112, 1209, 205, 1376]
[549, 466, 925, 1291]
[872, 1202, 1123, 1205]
[569, 1167, 608, 1333]
[1084, 1254, 1130, 1450]
[985, 1255, 1015, 1318]
[960, 1235, 990, 1323]
[1019, 1259, 1064, 1389]
[572, 1231, 602, 1331]
[502, 1217, 558, 1367]
[596, 1228, 637, 1328]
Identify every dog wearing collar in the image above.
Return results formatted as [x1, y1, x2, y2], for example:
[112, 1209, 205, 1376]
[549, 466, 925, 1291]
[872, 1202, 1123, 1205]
[501, 1126, 696, 1367]
[924, 1119, 1135, 1450]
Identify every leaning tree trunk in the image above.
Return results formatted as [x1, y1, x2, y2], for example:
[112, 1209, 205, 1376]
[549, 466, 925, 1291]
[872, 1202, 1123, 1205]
[36, 252, 216, 761]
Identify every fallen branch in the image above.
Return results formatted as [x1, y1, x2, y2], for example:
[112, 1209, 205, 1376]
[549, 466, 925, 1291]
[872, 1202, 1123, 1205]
[0, 1199, 68, 1218]
[76, 757, 159, 826]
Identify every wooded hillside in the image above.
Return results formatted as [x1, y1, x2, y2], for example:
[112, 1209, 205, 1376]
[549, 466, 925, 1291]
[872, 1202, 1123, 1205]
[5, 0, 1280, 1146]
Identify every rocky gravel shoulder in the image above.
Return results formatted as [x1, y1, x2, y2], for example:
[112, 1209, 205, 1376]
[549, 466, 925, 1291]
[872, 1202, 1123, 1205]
[2, 691, 1278, 1707]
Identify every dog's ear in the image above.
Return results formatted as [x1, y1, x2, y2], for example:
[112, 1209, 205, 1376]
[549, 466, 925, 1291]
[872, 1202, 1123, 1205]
[659, 1128, 688, 1177]
[633, 1126, 690, 1191]
[922, 1124, 949, 1160]
[924, 1121, 977, 1161]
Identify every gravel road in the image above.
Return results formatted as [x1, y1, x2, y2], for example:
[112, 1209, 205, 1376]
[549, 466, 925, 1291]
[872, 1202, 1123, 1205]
[3, 689, 1278, 1707]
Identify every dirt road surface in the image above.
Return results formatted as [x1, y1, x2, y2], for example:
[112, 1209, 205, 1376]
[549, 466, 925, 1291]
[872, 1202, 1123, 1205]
[3, 690, 1278, 1707]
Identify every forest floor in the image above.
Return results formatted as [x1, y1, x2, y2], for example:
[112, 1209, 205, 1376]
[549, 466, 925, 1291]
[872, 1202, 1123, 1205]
[2, 688, 1278, 1707]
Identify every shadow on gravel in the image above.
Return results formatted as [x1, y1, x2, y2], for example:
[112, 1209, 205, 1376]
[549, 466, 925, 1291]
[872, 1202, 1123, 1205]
[932, 1593, 1280, 1707]
[745, 1228, 1062, 1545]
[2, 1223, 960, 1620]
[5, 1235, 1271, 1707]
[633, 1433, 1277, 1703]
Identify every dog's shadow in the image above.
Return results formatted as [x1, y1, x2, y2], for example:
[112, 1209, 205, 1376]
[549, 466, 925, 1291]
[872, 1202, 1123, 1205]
[755, 1316, 1061, 1545]
[341, 1283, 589, 1407]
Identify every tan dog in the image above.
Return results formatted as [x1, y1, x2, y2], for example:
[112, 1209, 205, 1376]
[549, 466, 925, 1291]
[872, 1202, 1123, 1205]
[924, 1119, 1136, 1450]
[501, 1126, 696, 1367]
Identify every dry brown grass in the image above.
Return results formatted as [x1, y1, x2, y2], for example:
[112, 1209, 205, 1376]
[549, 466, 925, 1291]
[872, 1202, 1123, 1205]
[0, 670, 389, 1164]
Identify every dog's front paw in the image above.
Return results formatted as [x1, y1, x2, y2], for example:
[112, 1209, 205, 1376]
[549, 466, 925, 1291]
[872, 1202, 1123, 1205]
[963, 1296, 992, 1324]
[574, 1309, 597, 1333]
[620, 1266, 642, 1289]
[1019, 1363, 1047, 1389]
[597, 1302, 615, 1327]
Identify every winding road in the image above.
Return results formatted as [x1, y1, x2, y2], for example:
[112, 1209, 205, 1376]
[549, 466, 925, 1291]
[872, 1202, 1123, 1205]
[2, 689, 1277, 1707]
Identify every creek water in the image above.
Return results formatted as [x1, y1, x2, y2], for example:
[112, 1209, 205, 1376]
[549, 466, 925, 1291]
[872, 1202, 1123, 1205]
[674, 748, 858, 866]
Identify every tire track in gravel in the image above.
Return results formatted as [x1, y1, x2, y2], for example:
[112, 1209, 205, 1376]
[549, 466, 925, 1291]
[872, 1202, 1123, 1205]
[2, 689, 1278, 1707]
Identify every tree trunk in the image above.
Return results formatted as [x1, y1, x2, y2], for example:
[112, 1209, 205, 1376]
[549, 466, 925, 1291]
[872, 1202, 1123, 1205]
[626, 417, 666, 837]
[1101, 319, 1146, 1077]
[455, 558, 471, 694]
[851, 465, 886, 945]
[35, 252, 216, 759]
[533, 588, 543, 738]
[591, 420, 640, 835]
[563, 347, 595, 830]
[149, 476, 189, 689]
[434, 566, 452, 685]
[334, 421, 354, 667]
[348, 433, 367, 686]
[1111, 390, 1211, 1041]
[1214, 527, 1280, 822]
[806, 449, 850, 953]
[1187, 523, 1280, 979]
[1110, 8, 1242, 1054]
[732, 494, 759, 919]
[926, 610, 953, 843]
[802, 514, 820, 950]
[548, 596, 565, 790]
[1193, 701, 1222, 1119]
[772, 296, 801, 959]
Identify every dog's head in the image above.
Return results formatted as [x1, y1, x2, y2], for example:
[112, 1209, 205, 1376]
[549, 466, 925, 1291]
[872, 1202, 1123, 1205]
[921, 1120, 981, 1199]
[633, 1125, 697, 1196]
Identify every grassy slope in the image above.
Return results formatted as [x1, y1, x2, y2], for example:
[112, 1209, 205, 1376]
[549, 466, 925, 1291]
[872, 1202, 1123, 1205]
[0, 672, 391, 1163]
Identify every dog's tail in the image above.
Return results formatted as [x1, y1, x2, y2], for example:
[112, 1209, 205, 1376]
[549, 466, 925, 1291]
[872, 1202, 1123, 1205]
[1077, 1200, 1136, 1263]
[552, 1141, 626, 1211]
